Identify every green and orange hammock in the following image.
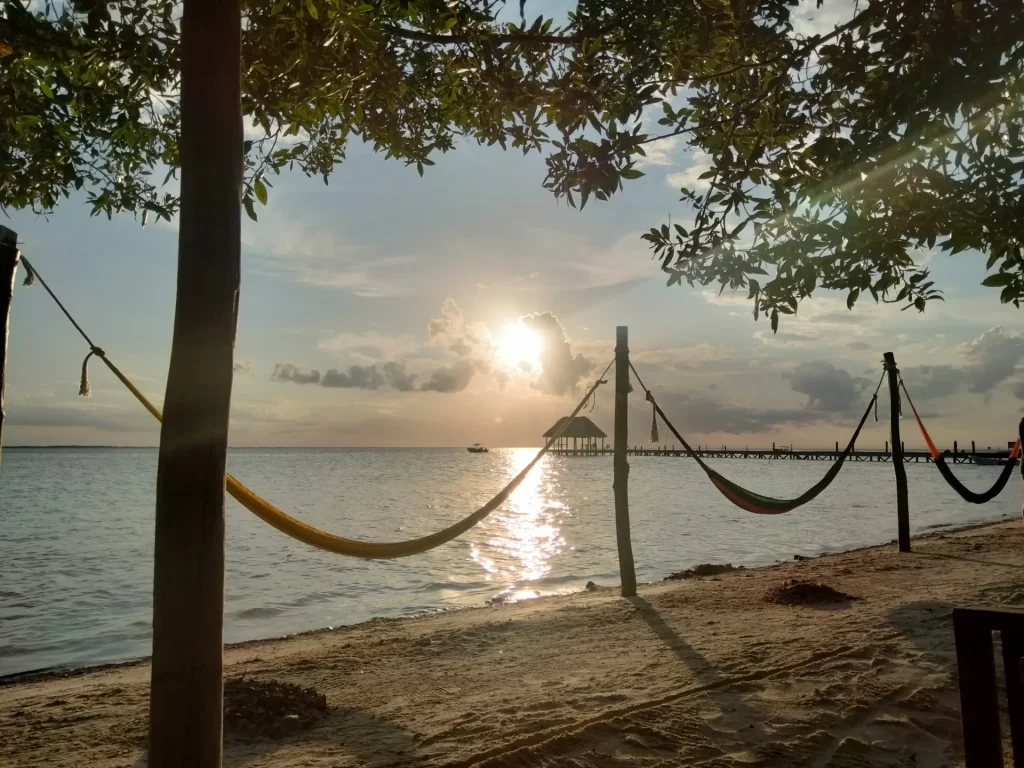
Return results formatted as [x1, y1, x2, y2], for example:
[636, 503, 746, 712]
[632, 363, 883, 515]
[900, 379, 1021, 505]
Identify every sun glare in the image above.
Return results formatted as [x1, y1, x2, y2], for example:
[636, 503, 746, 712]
[496, 321, 543, 372]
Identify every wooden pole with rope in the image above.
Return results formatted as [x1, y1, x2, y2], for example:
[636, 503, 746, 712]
[614, 326, 637, 597]
[884, 352, 911, 553]
[0, 226, 19, 470]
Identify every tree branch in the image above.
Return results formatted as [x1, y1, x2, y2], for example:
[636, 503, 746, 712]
[381, 23, 600, 47]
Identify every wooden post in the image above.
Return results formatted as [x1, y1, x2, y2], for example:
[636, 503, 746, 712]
[972, 440, 976, 454]
[953, 609, 1003, 767]
[884, 352, 910, 553]
[885, 440, 889, 454]
[954, 440, 958, 455]
[148, 0, 241, 765]
[0, 227, 19, 470]
[613, 326, 636, 597]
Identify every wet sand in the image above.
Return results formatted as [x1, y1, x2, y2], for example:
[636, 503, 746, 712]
[3, 520, 1023, 767]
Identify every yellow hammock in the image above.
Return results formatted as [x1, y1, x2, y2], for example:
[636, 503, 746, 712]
[21, 255, 611, 559]
[92, 351, 609, 559]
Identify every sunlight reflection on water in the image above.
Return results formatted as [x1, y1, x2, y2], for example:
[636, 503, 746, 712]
[471, 449, 569, 599]
[2, 445, 1020, 674]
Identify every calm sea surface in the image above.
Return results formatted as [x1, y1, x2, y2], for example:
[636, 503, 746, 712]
[1, 447, 1020, 676]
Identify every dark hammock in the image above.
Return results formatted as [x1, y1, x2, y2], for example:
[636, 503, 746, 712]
[900, 380, 1021, 505]
[634, 364, 882, 515]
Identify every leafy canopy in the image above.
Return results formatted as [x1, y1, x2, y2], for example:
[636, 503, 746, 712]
[2, 0, 1023, 325]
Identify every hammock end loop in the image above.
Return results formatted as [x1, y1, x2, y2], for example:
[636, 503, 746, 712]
[78, 347, 104, 398]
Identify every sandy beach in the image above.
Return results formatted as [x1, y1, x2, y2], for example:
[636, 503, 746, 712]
[3, 520, 1022, 767]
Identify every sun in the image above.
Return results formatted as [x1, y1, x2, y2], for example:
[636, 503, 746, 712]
[496, 321, 543, 372]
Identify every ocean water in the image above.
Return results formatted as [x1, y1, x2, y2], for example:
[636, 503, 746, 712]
[1, 446, 1020, 676]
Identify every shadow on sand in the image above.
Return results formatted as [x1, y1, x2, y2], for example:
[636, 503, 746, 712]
[885, 599, 959, 664]
[134, 706, 426, 768]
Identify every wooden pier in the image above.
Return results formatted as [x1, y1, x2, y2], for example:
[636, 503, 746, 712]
[551, 445, 1013, 465]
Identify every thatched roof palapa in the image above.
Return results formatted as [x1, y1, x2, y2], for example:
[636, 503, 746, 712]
[542, 416, 607, 439]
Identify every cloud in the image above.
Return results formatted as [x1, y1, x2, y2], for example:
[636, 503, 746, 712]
[273, 361, 419, 391]
[321, 365, 386, 389]
[791, 0, 859, 37]
[890, 328, 1024, 403]
[271, 363, 321, 385]
[651, 392, 820, 435]
[665, 151, 714, 191]
[242, 206, 415, 297]
[234, 360, 253, 374]
[382, 361, 418, 392]
[318, 332, 420, 363]
[428, 298, 491, 357]
[6, 404, 155, 433]
[847, 341, 872, 351]
[520, 311, 595, 396]
[636, 134, 683, 167]
[786, 360, 868, 412]
[753, 328, 821, 348]
[961, 327, 1024, 395]
[420, 360, 477, 393]
[900, 365, 965, 400]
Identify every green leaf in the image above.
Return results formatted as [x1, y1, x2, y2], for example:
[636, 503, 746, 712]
[243, 197, 258, 222]
[847, 289, 859, 309]
[253, 179, 268, 205]
[981, 273, 1013, 287]
[620, 168, 645, 180]
[39, 80, 54, 99]
[306, 0, 318, 19]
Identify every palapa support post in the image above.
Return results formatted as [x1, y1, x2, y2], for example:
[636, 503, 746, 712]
[614, 326, 637, 597]
[0, 226, 19, 470]
[884, 352, 911, 553]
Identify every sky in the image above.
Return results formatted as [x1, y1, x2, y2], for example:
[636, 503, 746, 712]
[3, 2, 1023, 450]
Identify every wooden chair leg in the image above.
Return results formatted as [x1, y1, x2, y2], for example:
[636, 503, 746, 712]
[954, 609, 1002, 767]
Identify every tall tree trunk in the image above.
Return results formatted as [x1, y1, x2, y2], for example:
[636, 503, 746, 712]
[147, 0, 241, 765]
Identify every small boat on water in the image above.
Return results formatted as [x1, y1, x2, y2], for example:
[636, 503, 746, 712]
[467, 443, 489, 454]
[972, 455, 1015, 466]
